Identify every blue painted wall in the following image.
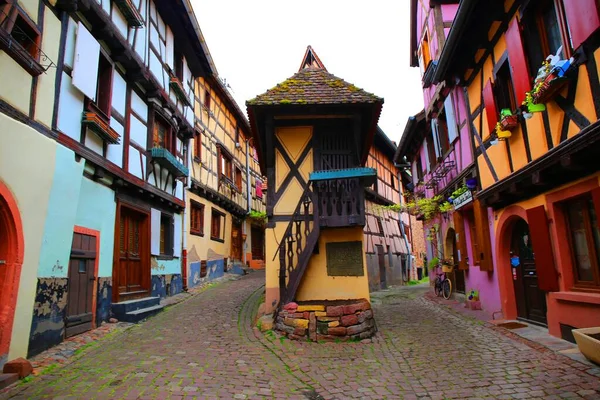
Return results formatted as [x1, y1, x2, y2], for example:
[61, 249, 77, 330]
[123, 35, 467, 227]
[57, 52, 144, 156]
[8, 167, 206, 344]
[37, 146, 85, 278]
[151, 274, 183, 298]
[74, 177, 116, 277]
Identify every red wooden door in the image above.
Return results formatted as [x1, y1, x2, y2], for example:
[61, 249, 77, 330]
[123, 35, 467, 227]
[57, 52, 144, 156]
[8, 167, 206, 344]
[251, 226, 264, 260]
[511, 219, 547, 325]
[66, 233, 96, 338]
[116, 205, 150, 301]
[231, 221, 243, 261]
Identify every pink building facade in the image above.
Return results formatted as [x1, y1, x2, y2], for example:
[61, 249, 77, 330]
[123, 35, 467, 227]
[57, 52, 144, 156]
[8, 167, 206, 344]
[394, 0, 502, 314]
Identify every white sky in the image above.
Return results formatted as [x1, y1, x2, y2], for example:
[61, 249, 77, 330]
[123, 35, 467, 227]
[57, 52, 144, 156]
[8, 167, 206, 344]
[191, 0, 424, 143]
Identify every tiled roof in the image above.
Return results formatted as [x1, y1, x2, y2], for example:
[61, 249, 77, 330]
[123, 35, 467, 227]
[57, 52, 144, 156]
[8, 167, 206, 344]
[246, 67, 383, 106]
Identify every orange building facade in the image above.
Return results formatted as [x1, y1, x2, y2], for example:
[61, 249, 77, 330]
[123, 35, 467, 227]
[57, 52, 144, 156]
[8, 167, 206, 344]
[434, 0, 600, 339]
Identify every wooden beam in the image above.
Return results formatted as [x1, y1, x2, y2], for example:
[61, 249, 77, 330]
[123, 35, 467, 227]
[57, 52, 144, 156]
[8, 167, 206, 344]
[532, 171, 544, 186]
[560, 154, 583, 171]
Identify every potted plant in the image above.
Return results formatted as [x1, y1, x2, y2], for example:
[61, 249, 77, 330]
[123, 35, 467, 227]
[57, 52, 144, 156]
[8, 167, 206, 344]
[572, 327, 600, 365]
[441, 258, 454, 273]
[499, 108, 518, 131]
[523, 91, 546, 115]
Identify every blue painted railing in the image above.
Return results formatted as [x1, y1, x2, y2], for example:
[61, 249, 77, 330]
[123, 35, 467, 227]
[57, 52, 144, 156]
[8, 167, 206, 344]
[151, 148, 189, 177]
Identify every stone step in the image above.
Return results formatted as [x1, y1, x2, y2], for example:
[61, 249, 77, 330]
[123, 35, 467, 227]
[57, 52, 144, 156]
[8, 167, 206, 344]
[0, 373, 19, 390]
[121, 304, 164, 323]
[111, 296, 160, 320]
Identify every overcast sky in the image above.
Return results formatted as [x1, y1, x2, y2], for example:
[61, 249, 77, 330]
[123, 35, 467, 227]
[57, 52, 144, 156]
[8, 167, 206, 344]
[191, 1, 424, 143]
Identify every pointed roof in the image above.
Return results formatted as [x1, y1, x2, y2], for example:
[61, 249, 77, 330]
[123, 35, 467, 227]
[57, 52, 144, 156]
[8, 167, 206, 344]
[299, 45, 326, 71]
[247, 46, 382, 107]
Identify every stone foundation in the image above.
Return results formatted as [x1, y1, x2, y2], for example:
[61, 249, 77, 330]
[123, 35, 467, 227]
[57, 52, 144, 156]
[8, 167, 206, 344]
[275, 299, 376, 341]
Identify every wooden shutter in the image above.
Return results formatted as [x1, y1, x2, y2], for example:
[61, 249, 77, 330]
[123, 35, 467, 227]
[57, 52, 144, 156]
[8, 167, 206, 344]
[592, 187, 600, 230]
[473, 199, 493, 271]
[72, 22, 100, 100]
[526, 206, 559, 292]
[483, 79, 498, 136]
[453, 211, 469, 270]
[445, 95, 459, 143]
[505, 17, 531, 105]
[563, 0, 600, 50]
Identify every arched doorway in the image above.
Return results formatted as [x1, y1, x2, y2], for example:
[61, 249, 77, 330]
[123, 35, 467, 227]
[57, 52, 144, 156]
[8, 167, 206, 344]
[0, 183, 24, 363]
[510, 219, 547, 325]
[445, 228, 465, 294]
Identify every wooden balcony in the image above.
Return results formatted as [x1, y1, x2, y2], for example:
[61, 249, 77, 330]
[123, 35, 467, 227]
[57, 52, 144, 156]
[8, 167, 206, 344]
[150, 148, 189, 178]
[310, 168, 376, 228]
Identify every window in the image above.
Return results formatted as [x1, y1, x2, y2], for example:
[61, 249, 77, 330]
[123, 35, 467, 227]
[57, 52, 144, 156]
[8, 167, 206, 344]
[190, 201, 204, 236]
[218, 147, 233, 181]
[235, 126, 240, 144]
[418, 31, 432, 75]
[522, 0, 570, 78]
[174, 46, 184, 82]
[426, 134, 437, 170]
[204, 89, 211, 110]
[436, 117, 451, 156]
[415, 156, 423, 182]
[95, 53, 113, 118]
[235, 166, 242, 191]
[159, 214, 173, 256]
[211, 208, 225, 242]
[194, 131, 202, 162]
[376, 217, 384, 235]
[153, 114, 173, 152]
[564, 195, 600, 288]
[0, 2, 42, 75]
[494, 60, 517, 113]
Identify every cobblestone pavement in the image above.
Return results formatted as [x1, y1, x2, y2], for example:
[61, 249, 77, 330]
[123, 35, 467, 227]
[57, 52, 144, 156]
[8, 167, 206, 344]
[4, 271, 600, 399]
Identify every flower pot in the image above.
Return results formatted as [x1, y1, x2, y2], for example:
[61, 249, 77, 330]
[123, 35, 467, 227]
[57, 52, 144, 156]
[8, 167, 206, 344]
[497, 128, 512, 140]
[527, 102, 546, 113]
[572, 327, 600, 365]
[499, 114, 518, 131]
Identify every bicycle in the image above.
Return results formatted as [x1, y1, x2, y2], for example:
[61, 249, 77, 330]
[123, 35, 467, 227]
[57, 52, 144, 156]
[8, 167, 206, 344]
[434, 270, 452, 300]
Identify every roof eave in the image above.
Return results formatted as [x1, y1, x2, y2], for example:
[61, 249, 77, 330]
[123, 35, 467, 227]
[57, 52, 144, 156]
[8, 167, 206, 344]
[409, 0, 419, 67]
[395, 110, 425, 162]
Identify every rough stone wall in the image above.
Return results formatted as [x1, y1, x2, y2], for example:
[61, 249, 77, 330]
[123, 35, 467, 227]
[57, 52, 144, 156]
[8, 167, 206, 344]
[28, 278, 68, 358]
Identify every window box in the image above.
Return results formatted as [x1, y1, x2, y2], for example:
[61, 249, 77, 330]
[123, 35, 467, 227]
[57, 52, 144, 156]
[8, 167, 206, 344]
[532, 73, 569, 104]
[0, 13, 45, 76]
[82, 102, 120, 144]
[151, 147, 189, 178]
[499, 109, 519, 132]
[169, 76, 192, 107]
[112, 0, 144, 27]
[572, 327, 600, 365]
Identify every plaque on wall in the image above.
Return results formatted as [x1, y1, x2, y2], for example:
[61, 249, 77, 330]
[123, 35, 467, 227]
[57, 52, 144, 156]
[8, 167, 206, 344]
[326, 241, 364, 276]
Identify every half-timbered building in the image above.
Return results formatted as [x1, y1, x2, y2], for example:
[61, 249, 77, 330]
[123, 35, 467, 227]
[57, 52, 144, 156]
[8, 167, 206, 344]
[433, 0, 600, 338]
[186, 74, 266, 287]
[364, 128, 411, 291]
[247, 47, 381, 341]
[396, 0, 501, 313]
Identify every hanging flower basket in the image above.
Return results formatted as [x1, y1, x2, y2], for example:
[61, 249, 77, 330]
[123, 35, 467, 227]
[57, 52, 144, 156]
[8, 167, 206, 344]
[532, 74, 569, 104]
[495, 122, 512, 140]
[500, 114, 519, 131]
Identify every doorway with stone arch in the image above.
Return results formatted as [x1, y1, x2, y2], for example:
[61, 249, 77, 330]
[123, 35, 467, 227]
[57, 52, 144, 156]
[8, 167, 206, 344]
[445, 227, 465, 294]
[0, 181, 24, 366]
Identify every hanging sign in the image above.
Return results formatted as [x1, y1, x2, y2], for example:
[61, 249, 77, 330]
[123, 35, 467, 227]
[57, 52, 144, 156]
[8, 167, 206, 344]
[510, 256, 520, 267]
[453, 190, 473, 210]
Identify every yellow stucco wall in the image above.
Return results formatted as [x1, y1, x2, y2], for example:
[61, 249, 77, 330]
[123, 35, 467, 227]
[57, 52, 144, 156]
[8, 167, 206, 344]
[0, 53, 33, 114]
[186, 193, 232, 263]
[296, 227, 370, 302]
[1, 113, 56, 360]
[35, 7, 61, 127]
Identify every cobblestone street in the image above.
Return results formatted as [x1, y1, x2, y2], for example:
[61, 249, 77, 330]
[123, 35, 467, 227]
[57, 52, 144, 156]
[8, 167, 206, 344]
[4, 271, 600, 400]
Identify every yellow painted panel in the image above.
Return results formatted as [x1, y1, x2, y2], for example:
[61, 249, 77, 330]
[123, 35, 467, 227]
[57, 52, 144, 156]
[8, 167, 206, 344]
[595, 49, 600, 82]
[494, 36, 507, 65]
[488, 21, 501, 42]
[0, 53, 32, 114]
[185, 195, 232, 263]
[298, 149, 313, 183]
[567, 120, 580, 139]
[468, 72, 482, 113]
[486, 142, 511, 181]
[35, 7, 61, 127]
[275, 126, 312, 163]
[504, 0, 515, 13]
[508, 125, 528, 172]
[477, 155, 494, 190]
[545, 101, 564, 146]
[482, 57, 494, 88]
[274, 178, 303, 215]
[275, 149, 290, 192]
[527, 114, 549, 161]
[574, 65, 597, 124]
[296, 227, 370, 302]
[474, 49, 486, 64]
[19, 0, 38, 23]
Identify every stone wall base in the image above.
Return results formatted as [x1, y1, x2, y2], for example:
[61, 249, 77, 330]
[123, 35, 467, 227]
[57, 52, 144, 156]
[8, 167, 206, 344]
[275, 299, 376, 342]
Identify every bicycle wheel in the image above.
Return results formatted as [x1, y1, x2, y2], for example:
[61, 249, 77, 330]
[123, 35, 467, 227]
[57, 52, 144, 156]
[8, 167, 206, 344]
[442, 279, 452, 300]
[434, 277, 442, 297]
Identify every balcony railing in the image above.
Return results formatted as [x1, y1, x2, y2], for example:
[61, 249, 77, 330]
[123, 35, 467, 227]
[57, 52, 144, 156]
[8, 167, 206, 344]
[150, 148, 189, 178]
[310, 167, 376, 228]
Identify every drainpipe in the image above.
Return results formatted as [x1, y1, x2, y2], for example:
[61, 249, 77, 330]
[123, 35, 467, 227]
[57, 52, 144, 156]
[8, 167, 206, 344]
[181, 141, 191, 291]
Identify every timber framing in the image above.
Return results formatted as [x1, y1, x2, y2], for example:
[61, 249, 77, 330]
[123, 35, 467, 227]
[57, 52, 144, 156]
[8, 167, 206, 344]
[189, 178, 246, 218]
[477, 120, 600, 209]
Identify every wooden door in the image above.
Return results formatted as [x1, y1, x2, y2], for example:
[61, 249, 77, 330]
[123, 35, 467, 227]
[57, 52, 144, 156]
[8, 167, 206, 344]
[251, 226, 264, 260]
[231, 221, 242, 261]
[376, 245, 386, 289]
[446, 228, 465, 293]
[66, 233, 96, 338]
[115, 204, 150, 302]
[511, 219, 547, 325]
